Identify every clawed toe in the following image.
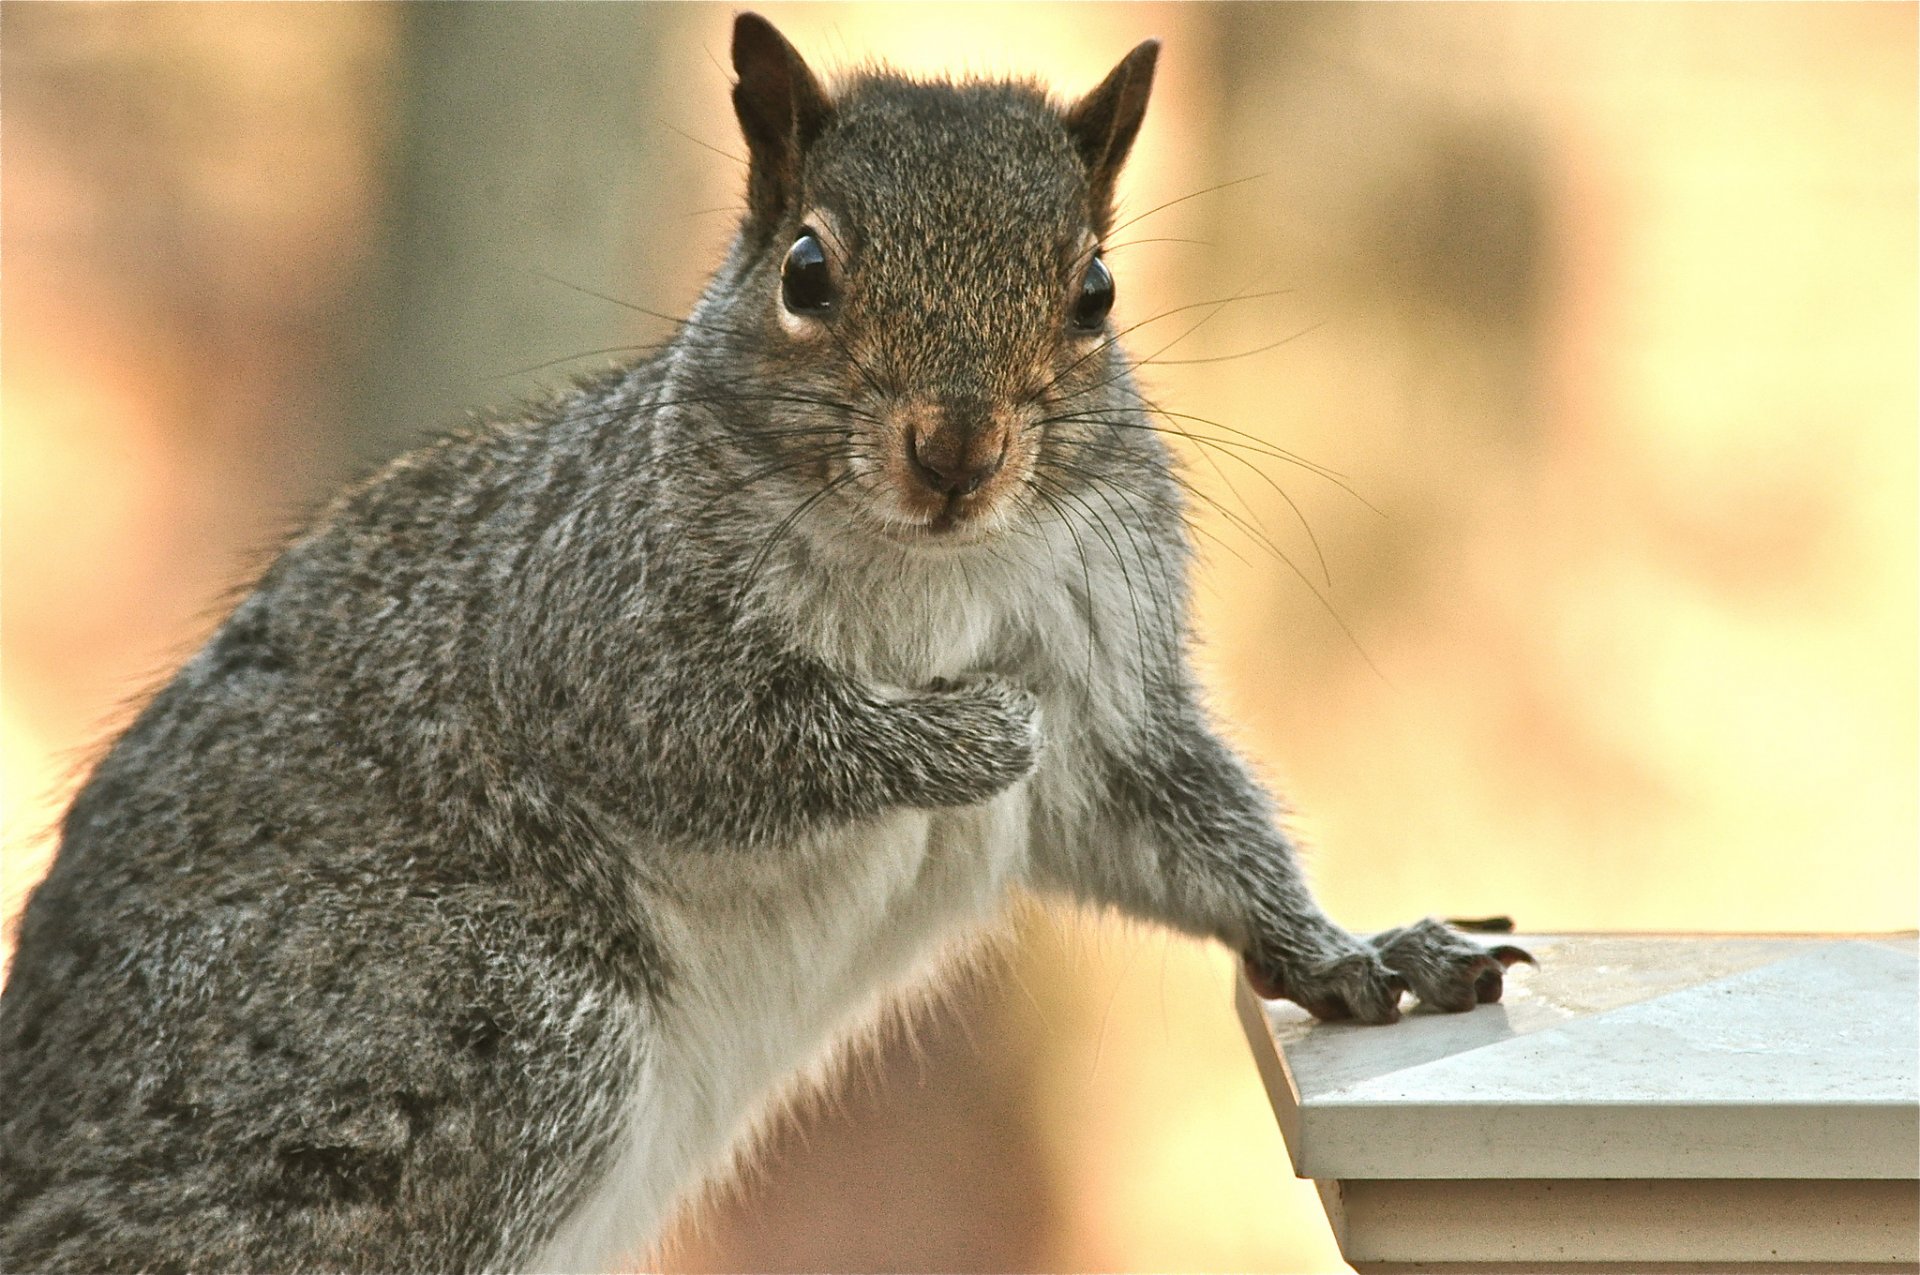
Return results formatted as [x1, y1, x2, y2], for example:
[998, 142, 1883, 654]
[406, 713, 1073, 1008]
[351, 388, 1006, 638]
[1245, 949, 1404, 1024]
[1369, 919, 1535, 1014]
[1249, 922, 1533, 1024]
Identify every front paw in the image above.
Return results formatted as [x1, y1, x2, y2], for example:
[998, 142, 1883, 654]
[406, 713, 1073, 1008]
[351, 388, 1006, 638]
[1369, 917, 1534, 1013]
[1244, 941, 1407, 1025]
[913, 675, 1043, 799]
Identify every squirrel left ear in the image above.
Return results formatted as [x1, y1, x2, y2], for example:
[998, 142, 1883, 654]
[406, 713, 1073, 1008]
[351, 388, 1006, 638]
[731, 13, 833, 237]
[1064, 39, 1161, 235]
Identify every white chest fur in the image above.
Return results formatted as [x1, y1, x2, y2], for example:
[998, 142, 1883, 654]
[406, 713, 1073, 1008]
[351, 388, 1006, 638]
[532, 529, 1141, 1272]
[530, 792, 1030, 1273]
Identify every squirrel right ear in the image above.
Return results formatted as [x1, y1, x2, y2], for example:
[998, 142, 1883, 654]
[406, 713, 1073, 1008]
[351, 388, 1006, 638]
[731, 13, 832, 235]
[1064, 39, 1161, 236]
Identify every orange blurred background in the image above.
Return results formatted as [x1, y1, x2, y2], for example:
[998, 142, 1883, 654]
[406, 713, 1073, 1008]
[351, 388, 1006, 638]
[3, 5, 1914, 1272]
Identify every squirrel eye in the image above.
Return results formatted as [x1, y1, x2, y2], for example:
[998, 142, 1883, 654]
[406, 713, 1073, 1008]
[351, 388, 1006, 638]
[1071, 255, 1114, 331]
[781, 230, 833, 316]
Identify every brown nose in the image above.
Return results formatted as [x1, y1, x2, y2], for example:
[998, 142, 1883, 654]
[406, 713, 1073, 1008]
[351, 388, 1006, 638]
[908, 426, 1007, 497]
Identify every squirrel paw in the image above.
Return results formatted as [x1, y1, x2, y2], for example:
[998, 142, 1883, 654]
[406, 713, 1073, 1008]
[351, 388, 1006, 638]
[1367, 917, 1534, 1013]
[1245, 919, 1532, 1023]
[1243, 941, 1406, 1025]
[912, 675, 1043, 800]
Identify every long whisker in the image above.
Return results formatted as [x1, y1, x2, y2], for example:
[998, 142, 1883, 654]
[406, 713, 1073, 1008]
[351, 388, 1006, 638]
[1035, 422, 1386, 680]
[1107, 172, 1264, 239]
[664, 122, 747, 169]
[663, 447, 861, 560]
[1043, 401, 1379, 516]
[1135, 319, 1329, 368]
[1025, 476, 1107, 700]
[739, 468, 867, 601]
[1128, 397, 1385, 520]
[1038, 407, 1347, 498]
[1104, 236, 1212, 253]
[1041, 288, 1296, 400]
[1044, 445, 1274, 580]
[1112, 393, 1331, 588]
[528, 269, 761, 344]
[571, 386, 887, 430]
[1052, 464, 1193, 668]
[489, 344, 670, 380]
[1036, 473, 1158, 668]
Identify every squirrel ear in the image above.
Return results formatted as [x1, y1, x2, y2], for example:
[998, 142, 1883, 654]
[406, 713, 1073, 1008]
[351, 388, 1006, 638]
[1064, 39, 1160, 236]
[731, 13, 832, 234]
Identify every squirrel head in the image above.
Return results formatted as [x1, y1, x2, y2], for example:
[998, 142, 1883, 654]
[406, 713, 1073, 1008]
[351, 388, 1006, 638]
[701, 13, 1162, 544]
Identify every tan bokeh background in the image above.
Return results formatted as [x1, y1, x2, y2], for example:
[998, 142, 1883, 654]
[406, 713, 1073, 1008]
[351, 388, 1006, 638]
[3, 4, 1914, 1271]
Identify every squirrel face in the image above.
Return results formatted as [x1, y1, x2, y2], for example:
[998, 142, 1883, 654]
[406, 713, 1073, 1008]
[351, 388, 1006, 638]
[708, 16, 1160, 545]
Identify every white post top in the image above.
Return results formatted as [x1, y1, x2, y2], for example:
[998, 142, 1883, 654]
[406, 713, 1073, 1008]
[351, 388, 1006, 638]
[1237, 933, 1919, 1183]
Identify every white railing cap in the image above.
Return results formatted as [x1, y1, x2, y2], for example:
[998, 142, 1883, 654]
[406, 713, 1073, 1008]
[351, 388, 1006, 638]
[1239, 933, 1919, 1180]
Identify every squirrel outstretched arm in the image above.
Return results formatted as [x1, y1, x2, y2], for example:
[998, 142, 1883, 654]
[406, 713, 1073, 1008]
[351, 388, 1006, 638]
[1026, 676, 1383, 1020]
[1032, 688, 1520, 1024]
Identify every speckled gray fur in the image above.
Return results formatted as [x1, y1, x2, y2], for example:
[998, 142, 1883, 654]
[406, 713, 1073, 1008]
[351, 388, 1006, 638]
[0, 17, 1522, 1272]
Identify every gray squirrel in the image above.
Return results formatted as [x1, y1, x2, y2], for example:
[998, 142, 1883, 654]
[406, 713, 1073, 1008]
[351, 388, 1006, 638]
[0, 15, 1528, 1273]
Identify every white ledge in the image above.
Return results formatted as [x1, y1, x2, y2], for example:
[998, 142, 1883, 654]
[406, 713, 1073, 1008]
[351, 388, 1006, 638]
[1238, 934, 1918, 1183]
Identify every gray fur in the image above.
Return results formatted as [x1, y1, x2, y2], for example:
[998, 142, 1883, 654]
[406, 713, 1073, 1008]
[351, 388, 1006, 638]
[0, 17, 1522, 1272]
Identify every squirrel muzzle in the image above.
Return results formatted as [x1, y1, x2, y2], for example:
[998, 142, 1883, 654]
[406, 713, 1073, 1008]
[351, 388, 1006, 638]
[888, 398, 1023, 529]
[908, 421, 1007, 498]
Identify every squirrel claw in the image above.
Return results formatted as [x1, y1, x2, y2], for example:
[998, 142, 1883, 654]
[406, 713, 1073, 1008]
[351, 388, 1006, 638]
[1248, 923, 1533, 1021]
[1369, 918, 1535, 1014]
[1244, 948, 1404, 1025]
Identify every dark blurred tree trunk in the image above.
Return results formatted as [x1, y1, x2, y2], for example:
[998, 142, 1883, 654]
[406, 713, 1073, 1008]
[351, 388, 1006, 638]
[338, 1, 711, 469]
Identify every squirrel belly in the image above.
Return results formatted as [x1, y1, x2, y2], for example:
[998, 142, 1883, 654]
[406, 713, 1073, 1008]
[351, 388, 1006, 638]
[538, 518, 1134, 1270]
[534, 792, 1035, 1271]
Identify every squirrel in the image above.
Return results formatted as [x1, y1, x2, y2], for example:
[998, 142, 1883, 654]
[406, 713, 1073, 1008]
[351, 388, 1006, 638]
[0, 15, 1529, 1273]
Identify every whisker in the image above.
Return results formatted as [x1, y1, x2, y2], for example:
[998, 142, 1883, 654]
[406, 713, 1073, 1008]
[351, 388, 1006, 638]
[528, 269, 761, 345]
[1041, 287, 1296, 400]
[663, 448, 859, 560]
[739, 469, 867, 601]
[1136, 319, 1329, 368]
[1107, 172, 1265, 239]
[1127, 397, 1384, 519]
[1039, 448, 1253, 577]
[1032, 431, 1384, 679]
[1042, 401, 1378, 516]
[1110, 393, 1332, 588]
[1038, 474, 1158, 666]
[488, 344, 669, 381]
[1024, 477, 1106, 700]
[664, 123, 747, 169]
[1051, 465, 1190, 665]
[1104, 236, 1212, 253]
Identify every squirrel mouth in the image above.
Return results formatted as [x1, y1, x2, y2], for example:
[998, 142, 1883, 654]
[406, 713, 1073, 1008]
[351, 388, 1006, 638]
[891, 491, 1003, 543]
[918, 508, 984, 539]
[884, 469, 1000, 534]
[925, 501, 975, 534]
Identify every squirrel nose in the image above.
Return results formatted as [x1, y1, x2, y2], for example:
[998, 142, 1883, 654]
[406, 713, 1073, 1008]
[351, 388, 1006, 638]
[908, 426, 1007, 498]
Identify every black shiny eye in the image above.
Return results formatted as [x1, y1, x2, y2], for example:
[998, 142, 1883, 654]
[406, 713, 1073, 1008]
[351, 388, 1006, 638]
[1071, 255, 1114, 331]
[781, 230, 833, 316]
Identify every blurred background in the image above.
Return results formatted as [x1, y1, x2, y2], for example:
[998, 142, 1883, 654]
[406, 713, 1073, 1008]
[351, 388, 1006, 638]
[2, 3, 1913, 1271]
